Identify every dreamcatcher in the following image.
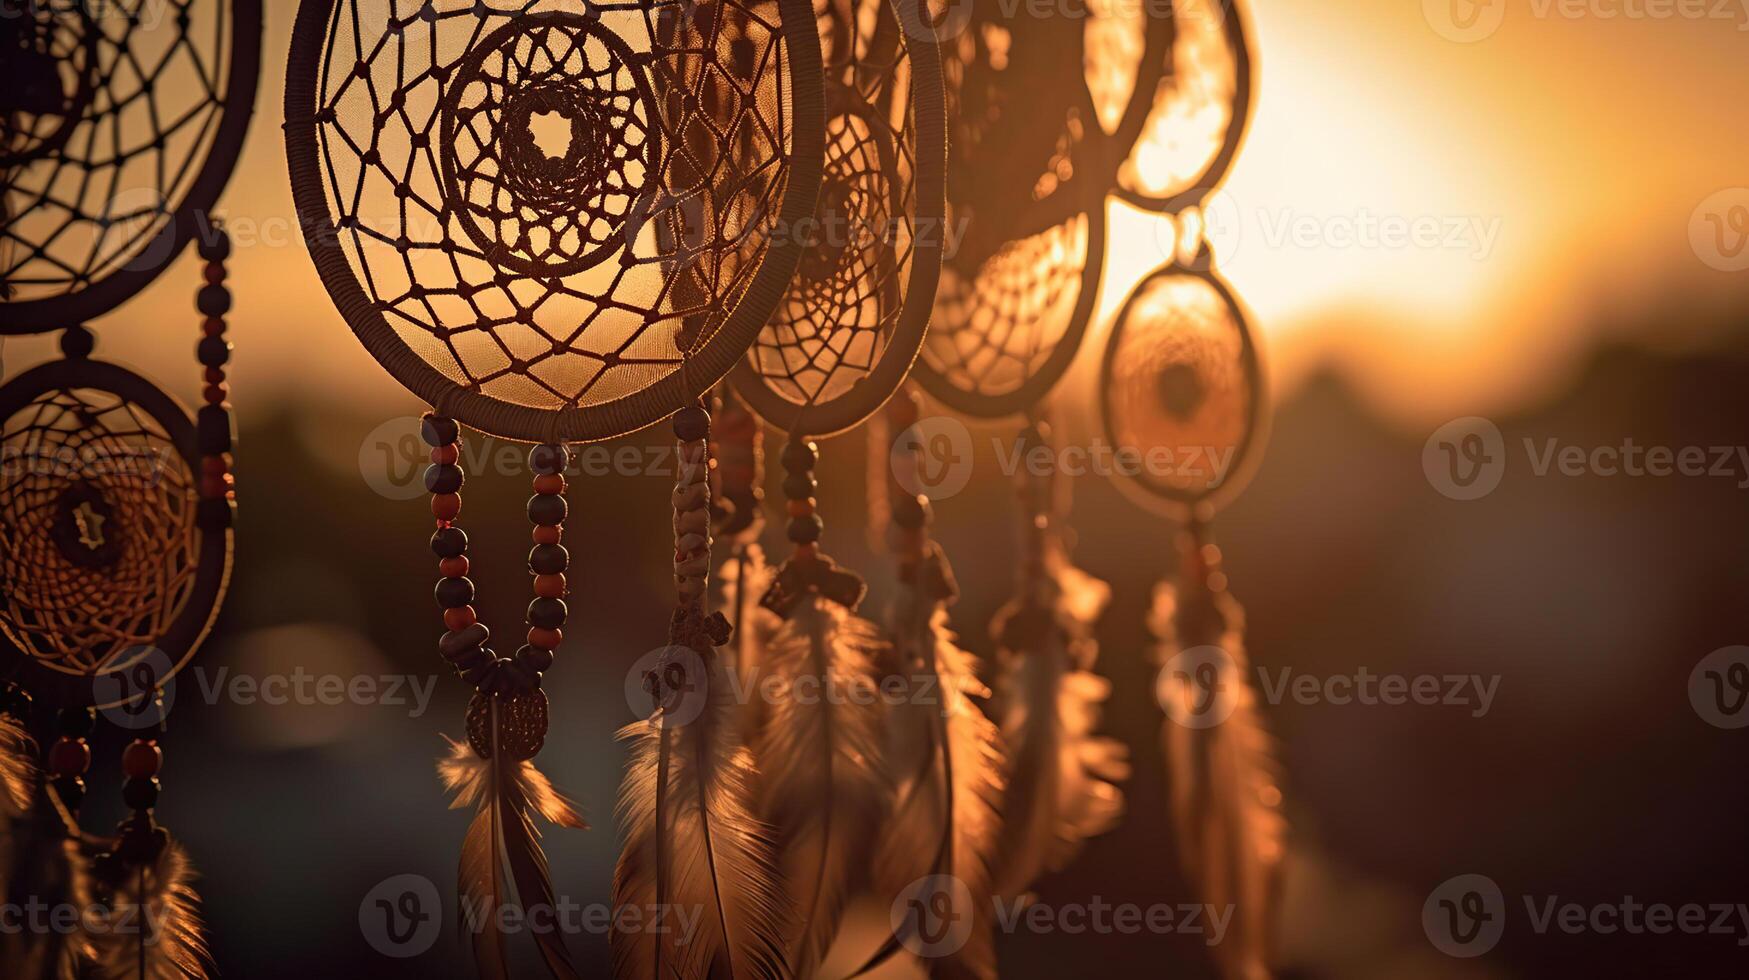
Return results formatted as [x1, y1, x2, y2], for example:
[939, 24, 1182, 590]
[1093, 0, 1284, 972]
[0, 2, 258, 977]
[285, 0, 826, 975]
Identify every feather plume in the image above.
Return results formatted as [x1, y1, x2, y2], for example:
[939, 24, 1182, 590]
[875, 593, 1005, 980]
[754, 596, 892, 979]
[990, 556, 1129, 898]
[720, 544, 780, 735]
[438, 724, 586, 980]
[1151, 579, 1286, 980]
[0, 712, 34, 819]
[83, 841, 210, 980]
[611, 651, 790, 980]
[0, 786, 93, 978]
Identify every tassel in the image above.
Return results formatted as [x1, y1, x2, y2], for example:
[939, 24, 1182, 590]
[1151, 527, 1286, 980]
[0, 765, 94, 978]
[611, 650, 790, 979]
[756, 595, 893, 979]
[875, 553, 1005, 980]
[84, 840, 210, 980]
[989, 554, 1129, 898]
[438, 694, 586, 980]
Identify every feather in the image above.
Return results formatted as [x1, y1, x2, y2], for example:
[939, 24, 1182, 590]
[438, 720, 586, 980]
[1151, 578, 1286, 980]
[83, 841, 210, 980]
[874, 594, 1005, 980]
[720, 543, 780, 735]
[0, 786, 93, 978]
[754, 596, 892, 979]
[611, 651, 791, 980]
[990, 556, 1129, 898]
[0, 712, 34, 819]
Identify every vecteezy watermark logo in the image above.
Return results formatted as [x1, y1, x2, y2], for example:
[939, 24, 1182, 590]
[1424, 874, 1506, 957]
[1424, 0, 1507, 41]
[1157, 645, 1240, 730]
[359, 873, 441, 958]
[1690, 645, 1749, 730]
[1690, 188, 1749, 272]
[892, 415, 975, 502]
[358, 416, 429, 501]
[891, 874, 975, 959]
[1423, 416, 1507, 500]
[93, 646, 175, 730]
[625, 646, 710, 728]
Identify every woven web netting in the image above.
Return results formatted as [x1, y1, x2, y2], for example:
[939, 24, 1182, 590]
[0, 0, 235, 304]
[1104, 272, 1252, 499]
[920, 212, 1091, 404]
[1118, 0, 1243, 203]
[312, 0, 798, 412]
[0, 386, 199, 678]
[746, 0, 919, 411]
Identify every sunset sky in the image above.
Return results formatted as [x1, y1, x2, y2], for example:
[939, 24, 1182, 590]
[15, 0, 1748, 428]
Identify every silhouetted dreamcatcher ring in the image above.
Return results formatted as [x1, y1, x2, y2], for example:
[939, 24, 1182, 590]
[0, 358, 232, 708]
[730, 0, 945, 436]
[1099, 257, 1266, 515]
[285, 0, 827, 443]
[0, 0, 263, 333]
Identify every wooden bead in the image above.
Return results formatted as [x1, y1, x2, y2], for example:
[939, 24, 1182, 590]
[528, 543, 568, 575]
[424, 463, 464, 494]
[528, 443, 569, 474]
[203, 367, 226, 385]
[435, 576, 475, 609]
[533, 473, 565, 495]
[532, 524, 562, 545]
[439, 556, 469, 578]
[197, 284, 232, 317]
[431, 493, 461, 521]
[421, 414, 460, 447]
[444, 605, 478, 631]
[431, 526, 468, 557]
[527, 597, 567, 629]
[430, 444, 460, 466]
[533, 574, 566, 598]
[202, 317, 227, 337]
[202, 384, 228, 406]
[786, 498, 815, 518]
[122, 741, 163, 779]
[203, 261, 226, 285]
[48, 738, 90, 777]
[527, 627, 563, 650]
[673, 405, 710, 441]
[516, 645, 555, 672]
[527, 493, 566, 526]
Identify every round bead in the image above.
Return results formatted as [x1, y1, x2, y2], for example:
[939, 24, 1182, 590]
[892, 493, 928, 530]
[122, 741, 163, 778]
[421, 414, 460, 447]
[532, 524, 562, 546]
[435, 576, 475, 609]
[203, 367, 226, 385]
[431, 526, 468, 557]
[197, 336, 232, 367]
[516, 644, 555, 672]
[60, 326, 95, 359]
[424, 463, 464, 494]
[782, 473, 817, 500]
[431, 493, 462, 521]
[443, 605, 478, 631]
[527, 493, 566, 526]
[781, 440, 817, 471]
[527, 597, 568, 629]
[57, 707, 96, 738]
[48, 739, 90, 776]
[786, 498, 815, 518]
[202, 384, 228, 406]
[528, 543, 568, 575]
[527, 627, 563, 650]
[533, 473, 565, 495]
[196, 284, 232, 317]
[202, 317, 226, 337]
[787, 514, 823, 544]
[123, 777, 161, 810]
[439, 556, 469, 578]
[204, 261, 226, 285]
[673, 405, 711, 442]
[528, 443, 569, 474]
[533, 574, 566, 599]
[197, 230, 232, 261]
[430, 444, 460, 466]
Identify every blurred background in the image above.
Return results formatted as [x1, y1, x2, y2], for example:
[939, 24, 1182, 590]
[7, 0, 1749, 976]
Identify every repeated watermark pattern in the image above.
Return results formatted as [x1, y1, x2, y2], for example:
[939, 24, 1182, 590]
[1425, 0, 1749, 43]
[1425, 874, 1749, 957]
[1423, 416, 1749, 500]
[1159, 645, 1501, 727]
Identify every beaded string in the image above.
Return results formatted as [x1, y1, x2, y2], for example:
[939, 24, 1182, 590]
[195, 224, 235, 504]
[667, 401, 730, 651]
[425, 414, 566, 698]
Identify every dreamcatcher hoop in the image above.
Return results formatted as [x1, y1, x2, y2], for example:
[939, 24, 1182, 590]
[1114, 0, 1254, 213]
[1098, 256, 1267, 517]
[284, 0, 828, 443]
[728, 0, 945, 437]
[0, 357, 233, 709]
[1, 0, 263, 333]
